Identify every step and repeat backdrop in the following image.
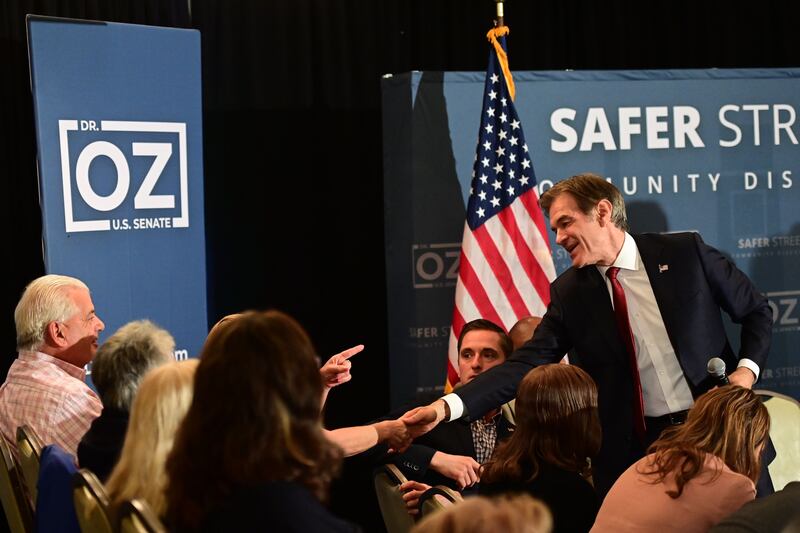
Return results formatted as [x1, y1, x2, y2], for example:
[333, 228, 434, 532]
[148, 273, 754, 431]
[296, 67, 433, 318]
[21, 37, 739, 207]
[28, 17, 208, 366]
[383, 68, 800, 407]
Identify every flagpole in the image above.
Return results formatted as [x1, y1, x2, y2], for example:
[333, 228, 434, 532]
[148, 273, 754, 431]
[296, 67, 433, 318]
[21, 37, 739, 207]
[494, 0, 505, 27]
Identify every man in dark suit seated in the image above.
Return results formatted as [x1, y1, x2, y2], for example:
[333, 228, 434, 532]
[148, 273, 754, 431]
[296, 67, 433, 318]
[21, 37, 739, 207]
[403, 173, 774, 498]
[390, 319, 515, 491]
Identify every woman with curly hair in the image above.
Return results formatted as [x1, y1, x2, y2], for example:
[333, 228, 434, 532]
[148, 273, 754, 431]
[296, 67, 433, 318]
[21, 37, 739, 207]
[164, 310, 356, 531]
[591, 385, 770, 533]
[479, 364, 602, 533]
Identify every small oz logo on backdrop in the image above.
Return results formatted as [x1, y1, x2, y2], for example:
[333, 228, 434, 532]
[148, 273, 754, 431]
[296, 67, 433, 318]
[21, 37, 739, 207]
[412, 243, 460, 288]
[58, 120, 190, 233]
[766, 290, 800, 331]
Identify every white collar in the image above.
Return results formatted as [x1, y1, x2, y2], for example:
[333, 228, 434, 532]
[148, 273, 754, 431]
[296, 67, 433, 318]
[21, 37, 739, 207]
[597, 232, 639, 276]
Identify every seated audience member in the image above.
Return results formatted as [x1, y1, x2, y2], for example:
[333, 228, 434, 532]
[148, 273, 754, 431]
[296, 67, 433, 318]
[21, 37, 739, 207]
[509, 316, 569, 364]
[709, 481, 800, 533]
[0, 274, 104, 456]
[393, 319, 514, 491]
[165, 310, 358, 532]
[207, 312, 410, 457]
[78, 319, 175, 480]
[591, 386, 770, 533]
[411, 493, 552, 533]
[508, 316, 542, 351]
[105, 359, 198, 518]
[479, 364, 601, 533]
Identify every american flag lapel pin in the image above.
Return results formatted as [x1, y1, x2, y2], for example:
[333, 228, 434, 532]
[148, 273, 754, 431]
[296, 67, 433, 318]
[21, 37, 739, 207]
[658, 264, 669, 273]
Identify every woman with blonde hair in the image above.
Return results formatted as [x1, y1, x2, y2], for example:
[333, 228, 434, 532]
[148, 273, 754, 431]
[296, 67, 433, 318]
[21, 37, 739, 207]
[592, 386, 770, 533]
[412, 493, 552, 533]
[479, 364, 602, 533]
[105, 359, 198, 517]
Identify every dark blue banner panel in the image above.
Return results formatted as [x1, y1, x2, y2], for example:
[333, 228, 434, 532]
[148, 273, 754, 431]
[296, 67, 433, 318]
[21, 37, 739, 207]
[28, 17, 207, 361]
[383, 69, 800, 406]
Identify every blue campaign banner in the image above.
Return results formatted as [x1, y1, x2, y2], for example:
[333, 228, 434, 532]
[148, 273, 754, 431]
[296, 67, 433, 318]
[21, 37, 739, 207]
[28, 16, 207, 362]
[383, 68, 800, 405]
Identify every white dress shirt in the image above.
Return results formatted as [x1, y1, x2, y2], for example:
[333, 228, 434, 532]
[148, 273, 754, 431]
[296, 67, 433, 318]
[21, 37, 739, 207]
[597, 233, 694, 416]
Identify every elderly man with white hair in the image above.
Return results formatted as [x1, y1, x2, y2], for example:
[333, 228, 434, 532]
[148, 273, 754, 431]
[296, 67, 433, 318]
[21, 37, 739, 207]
[0, 274, 105, 456]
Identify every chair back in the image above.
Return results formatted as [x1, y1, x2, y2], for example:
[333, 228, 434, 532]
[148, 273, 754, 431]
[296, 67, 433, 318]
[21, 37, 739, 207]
[72, 469, 114, 533]
[418, 485, 460, 519]
[36, 445, 80, 533]
[755, 389, 800, 491]
[373, 464, 415, 533]
[118, 499, 167, 533]
[0, 436, 33, 533]
[501, 399, 516, 428]
[15, 426, 43, 506]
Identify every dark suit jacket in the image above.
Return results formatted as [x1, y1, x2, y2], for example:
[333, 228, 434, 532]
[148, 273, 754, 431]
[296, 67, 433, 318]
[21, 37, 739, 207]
[392, 414, 513, 489]
[454, 232, 772, 495]
[77, 407, 129, 482]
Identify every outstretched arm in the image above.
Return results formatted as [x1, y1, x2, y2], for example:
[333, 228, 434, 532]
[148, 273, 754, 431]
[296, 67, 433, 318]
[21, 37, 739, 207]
[324, 419, 410, 456]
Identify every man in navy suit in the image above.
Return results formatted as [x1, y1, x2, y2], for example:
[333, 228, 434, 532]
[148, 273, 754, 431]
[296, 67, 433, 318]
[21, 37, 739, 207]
[404, 173, 773, 497]
[391, 319, 515, 491]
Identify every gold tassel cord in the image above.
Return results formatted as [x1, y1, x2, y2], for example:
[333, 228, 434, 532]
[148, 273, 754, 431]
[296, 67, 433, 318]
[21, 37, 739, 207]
[486, 26, 516, 102]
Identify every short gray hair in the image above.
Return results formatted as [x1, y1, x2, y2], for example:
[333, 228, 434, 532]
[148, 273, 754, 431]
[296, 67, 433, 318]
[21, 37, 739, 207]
[15, 274, 89, 352]
[91, 320, 175, 411]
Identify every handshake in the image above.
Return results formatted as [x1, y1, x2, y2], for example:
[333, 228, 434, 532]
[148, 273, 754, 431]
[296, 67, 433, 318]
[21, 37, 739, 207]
[375, 399, 450, 453]
[319, 345, 449, 456]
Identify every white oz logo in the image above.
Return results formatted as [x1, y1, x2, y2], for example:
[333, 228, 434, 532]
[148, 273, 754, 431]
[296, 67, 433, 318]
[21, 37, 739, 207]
[59, 120, 189, 232]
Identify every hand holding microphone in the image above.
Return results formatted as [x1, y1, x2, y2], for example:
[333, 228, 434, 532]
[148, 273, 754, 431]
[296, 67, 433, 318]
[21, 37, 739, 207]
[706, 357, 730, 386]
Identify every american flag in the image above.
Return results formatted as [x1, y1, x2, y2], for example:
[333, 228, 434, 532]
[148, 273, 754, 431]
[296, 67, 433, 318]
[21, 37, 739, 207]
[445, 27, 556, 392]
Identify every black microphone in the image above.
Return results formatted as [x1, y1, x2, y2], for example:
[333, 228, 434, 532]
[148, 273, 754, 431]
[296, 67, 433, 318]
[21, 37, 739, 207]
[706, 357, 730, 385]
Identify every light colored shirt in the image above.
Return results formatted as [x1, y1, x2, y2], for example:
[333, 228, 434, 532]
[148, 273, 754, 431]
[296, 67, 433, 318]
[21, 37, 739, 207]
[597, 233, 694, 416]
[443, 232, 759, 421]
[591, 453, 755, 533]
[0, 351, 102, 457]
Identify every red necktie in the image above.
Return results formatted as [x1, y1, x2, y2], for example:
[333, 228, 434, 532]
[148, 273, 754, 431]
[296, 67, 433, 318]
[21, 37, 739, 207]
[606, 267, 647, 441]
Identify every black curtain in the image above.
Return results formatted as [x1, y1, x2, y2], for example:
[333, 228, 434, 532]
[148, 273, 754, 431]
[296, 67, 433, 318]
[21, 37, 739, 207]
[2, 1, 799, 530]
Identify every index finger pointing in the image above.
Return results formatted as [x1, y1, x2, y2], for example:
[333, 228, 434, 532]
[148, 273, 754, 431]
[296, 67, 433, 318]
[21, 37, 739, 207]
[336, 344, 365, 361]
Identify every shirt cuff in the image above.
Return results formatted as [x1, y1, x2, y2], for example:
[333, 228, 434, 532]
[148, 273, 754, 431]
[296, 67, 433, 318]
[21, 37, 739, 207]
[442, 393, 465, 421]
[737, 358, 760, 382]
